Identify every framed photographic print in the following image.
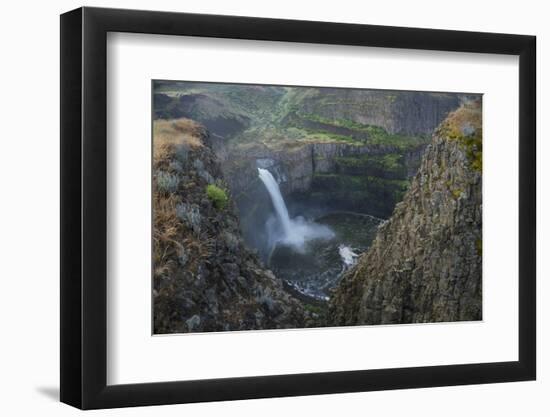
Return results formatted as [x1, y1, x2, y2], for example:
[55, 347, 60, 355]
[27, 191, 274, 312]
[60, 7, 536, 409]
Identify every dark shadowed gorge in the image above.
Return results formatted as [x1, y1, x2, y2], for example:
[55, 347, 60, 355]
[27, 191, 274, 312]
[152, 81, 482, 333]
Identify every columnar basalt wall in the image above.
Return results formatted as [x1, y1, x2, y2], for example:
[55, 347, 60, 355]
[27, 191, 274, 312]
[328, 103, 482, 325]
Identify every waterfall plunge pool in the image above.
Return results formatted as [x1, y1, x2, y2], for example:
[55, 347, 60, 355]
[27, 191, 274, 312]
[257, 168, 382, 301]
[269, 212, 382, 301]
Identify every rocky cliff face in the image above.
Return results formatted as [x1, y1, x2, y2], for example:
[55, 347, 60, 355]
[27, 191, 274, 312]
[152, 119, 310, 333]
[222, 140, 426, 236]
[153, 84, 470, 140]
[328, 102, 482, 325]
[224, 142, 424, 194]
[296, 89, 466, 136]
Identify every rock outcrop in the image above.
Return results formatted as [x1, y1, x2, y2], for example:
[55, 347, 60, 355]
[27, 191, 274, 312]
[152, 118, 310, 333]
[328, 102, 482, 325]
[295, 89, 467, 136]
[223, 141, 423, 195]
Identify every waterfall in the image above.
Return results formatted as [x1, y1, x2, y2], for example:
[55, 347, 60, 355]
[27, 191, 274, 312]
[257, 168, 334, 250]
[258, 168, 293, 238]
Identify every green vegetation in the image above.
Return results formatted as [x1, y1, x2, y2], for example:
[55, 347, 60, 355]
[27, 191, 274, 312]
[363, 125, 430, 149]
[206, 184, 229, 209]
[476, 238, 482, 256]
[439, 103, 482, 172]
[303, 303, 325, 315]
[446, 129, 482, 172]
[294, 113, 430, 150]
[312, 173, 409, 193]
[445, 179, 465, 200]
[451, 188, 463, 199]
[156, 171, 179, 194]
[463, 135, 482, 172]
[154, 83, 438, 154]
[335, 153, 407, 178]
[298, 130, 362, 145]
[297, 112, 365, 129]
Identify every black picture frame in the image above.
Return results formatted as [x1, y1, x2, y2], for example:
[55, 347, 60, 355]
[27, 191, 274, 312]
[60, 6, 536, 410]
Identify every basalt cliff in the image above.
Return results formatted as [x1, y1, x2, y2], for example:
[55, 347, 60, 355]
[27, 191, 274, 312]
[328, 102, 482, 325]
[152, 82, 483, 332]
[152, 119, 311, 333]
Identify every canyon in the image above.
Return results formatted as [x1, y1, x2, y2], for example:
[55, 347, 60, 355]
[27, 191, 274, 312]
[152, 82, 482, 332]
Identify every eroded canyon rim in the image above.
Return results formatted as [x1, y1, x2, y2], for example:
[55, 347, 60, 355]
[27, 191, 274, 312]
[152, 81, 482, 334]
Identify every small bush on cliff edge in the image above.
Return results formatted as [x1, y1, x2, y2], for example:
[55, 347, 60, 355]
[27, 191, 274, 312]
[206, 184, 228, 210]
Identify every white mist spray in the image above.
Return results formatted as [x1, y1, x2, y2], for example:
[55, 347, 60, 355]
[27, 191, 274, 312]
[258, 168, 334, 251]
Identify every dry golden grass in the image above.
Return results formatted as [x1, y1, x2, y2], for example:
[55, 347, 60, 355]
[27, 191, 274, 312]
[152, 118, 212, 281]
[440, 101, 482, 139]
[153, 193, 182, 279]
[153, 118, 204, 165]
[438, 100, 482, 172]
[152, 189, 211, 280]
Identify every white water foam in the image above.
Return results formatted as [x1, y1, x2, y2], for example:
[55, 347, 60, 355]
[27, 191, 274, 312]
[338, 244, 359, 267]
[257, 168, 334, 251]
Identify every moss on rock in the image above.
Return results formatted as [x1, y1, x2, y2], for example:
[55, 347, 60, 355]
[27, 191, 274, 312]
[438, 101, 482, 172]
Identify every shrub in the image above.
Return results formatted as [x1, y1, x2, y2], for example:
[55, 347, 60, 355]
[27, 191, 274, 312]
[156, 171, 179, 194]
[169, 160, 183, 173]
[206, 184, 228, 210]
[176, 203, 201, 235]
